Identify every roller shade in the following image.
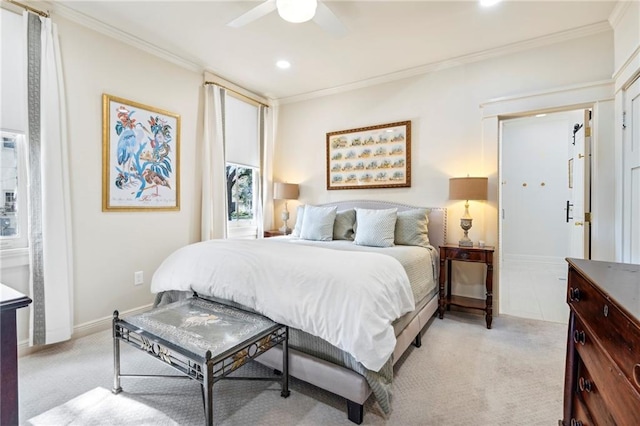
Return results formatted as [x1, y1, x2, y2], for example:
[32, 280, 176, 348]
[225, 94, 259, 168]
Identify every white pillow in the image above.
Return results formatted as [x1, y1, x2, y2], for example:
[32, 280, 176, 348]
[395, 208, 430, 247]
[291, 205, 305, 237]
[300, 205, 338, 241]
[354, 208, 398, 247]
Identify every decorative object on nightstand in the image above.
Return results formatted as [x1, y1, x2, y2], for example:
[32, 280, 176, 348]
[449, 176, 488, 247]
[273, 182, 299, 235]
[438, 244, 495, 328]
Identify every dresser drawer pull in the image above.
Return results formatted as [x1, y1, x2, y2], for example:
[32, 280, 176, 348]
[634, 364, 640, 388]
[578, 377, 592, 393]
[569, 287, 581, 302]
[573, 330, 586, 345]
[459, 252, 469, 260]
[603, 304, 608, 317]
[570, 420, 583, 426]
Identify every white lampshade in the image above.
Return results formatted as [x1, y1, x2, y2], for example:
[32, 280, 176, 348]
[276, 0, 317, 23]
[273, 182, 299, 200]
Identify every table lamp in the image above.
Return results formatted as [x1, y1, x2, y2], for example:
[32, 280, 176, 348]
[449, 177, 488, 247]
[273, 182, 299, 234]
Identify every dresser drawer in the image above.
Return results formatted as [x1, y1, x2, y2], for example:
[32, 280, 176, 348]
[569, 392, 594, 426]
[568, 269, 640, 394]
[444, 248, 487, 262]
[573, 316, 640, 425]
[575, 357, 616, 425]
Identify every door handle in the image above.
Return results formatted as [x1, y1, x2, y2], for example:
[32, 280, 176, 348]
[575, 222, 583, 226]
[566, 200, 573, 223]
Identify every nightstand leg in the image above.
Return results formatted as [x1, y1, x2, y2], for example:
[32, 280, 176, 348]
[485, 255, 494, 329]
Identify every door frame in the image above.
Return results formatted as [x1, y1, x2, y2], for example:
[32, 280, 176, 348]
[498, 108, 589, 320]
[480, 80, 614, 314]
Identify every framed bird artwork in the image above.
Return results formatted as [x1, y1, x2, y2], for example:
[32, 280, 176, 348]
[102, 94, 180, 211]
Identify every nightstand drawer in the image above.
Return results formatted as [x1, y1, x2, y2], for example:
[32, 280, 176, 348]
[445, 248, 487, 262]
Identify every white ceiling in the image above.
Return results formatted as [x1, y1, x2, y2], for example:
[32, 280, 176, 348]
[48, 1, 618, 102]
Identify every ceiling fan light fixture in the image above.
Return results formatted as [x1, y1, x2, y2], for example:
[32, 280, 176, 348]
[276, 0, 318, 23]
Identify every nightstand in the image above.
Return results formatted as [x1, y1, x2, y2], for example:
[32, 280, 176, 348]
[264, 230, 285, 238]
[438, 244, 495, 329]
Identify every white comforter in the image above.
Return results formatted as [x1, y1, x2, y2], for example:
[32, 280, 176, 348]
[151, 239, 416, 371]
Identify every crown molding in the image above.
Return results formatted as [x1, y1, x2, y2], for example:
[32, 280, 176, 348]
[46, 1, 205, 74]
[276, 21, 612, 105]
[39, 2, 612, 106]
[608, 0, 632, 28]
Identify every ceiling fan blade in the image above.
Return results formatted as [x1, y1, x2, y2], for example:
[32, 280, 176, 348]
[313, 2, 348, 38]
[227, 0, 277, 28]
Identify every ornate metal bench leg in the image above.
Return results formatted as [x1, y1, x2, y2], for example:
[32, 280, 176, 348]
[112, 310, 122, 394]
[203, 355, 213, 426]
[281, 326, 290, 398]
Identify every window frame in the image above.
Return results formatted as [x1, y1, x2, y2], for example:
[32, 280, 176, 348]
[226, 162, 259, 239]
[0, 131, 28, 252]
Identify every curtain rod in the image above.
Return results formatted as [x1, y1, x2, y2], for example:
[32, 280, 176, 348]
[204, 81, 269, 108]
[3, 0, 49, 17]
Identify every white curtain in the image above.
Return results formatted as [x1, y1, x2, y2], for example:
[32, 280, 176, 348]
[25, 12, 74, 345]
[261, 105, 276, 234]
[201, 84, 228, 240]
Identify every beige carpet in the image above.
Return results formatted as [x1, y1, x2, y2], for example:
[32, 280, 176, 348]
[20, 311, 567, 425]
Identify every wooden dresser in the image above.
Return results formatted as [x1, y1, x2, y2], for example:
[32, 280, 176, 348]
[561, 258, 640, 425]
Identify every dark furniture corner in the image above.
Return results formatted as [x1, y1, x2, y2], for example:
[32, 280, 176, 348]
[561, 258, 640, 425]
[1, 284, 32, 426]
[263, 230, 285, 238]
[438, 244, 495, 328]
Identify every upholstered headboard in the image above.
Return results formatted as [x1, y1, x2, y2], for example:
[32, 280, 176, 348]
[316, 200, 447, 250]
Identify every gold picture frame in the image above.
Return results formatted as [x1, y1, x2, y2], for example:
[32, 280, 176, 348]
[102, 94, 180, 211]
[326, 120, 411, 190]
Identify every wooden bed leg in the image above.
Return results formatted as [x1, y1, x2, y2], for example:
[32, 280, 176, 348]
[413, 333, 422, 348]
[347, 400, 363, 424]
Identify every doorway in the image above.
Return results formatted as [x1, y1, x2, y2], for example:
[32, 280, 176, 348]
[499, 109, 590, 323]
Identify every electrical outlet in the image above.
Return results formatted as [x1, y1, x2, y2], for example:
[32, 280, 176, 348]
[134, 271, 144, 286]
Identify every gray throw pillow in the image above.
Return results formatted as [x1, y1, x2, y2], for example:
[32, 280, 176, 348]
[395, 208, 430, 247]
[354, 208, 398, 248]
[333, 209, 356, 240]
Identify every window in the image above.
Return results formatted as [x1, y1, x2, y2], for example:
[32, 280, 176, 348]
[226, 164, 258, 223]
[0, 131, 28, 249]
[224, 94, 260, 239]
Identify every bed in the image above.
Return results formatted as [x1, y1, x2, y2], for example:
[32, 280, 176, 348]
[151, 200, 446, 423]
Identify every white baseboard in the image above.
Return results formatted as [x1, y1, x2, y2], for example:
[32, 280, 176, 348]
[18, 303, 153, 357]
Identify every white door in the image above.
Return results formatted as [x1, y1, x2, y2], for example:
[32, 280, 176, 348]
[500, 110, 584, 323]
[623, 77, 640, 263]
[568, 110, 592, 259]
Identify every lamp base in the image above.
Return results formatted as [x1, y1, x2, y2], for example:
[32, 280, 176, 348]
[279, 224, 291, 235]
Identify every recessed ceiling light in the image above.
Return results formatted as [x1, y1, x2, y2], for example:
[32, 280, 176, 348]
[480, 0, 502, 7]
[536, 114, 547, 118]
[276, 60, 291, 69]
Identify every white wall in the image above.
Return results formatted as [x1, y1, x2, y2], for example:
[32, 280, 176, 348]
[611, 1, 640, 262]
[275, 31, 613, 307]
[1, 14, 203, 344]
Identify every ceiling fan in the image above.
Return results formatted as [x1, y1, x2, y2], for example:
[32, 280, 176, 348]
[227, 0, 348, 37]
